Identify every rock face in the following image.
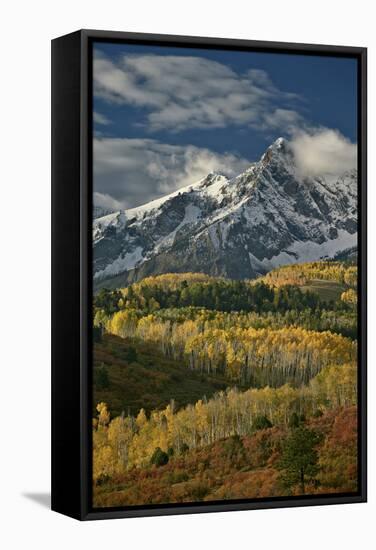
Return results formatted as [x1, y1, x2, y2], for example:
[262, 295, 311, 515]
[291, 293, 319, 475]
[93, 138, 357, 289]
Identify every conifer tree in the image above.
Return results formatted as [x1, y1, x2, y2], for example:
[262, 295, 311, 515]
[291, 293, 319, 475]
[277, 426, 322, 494]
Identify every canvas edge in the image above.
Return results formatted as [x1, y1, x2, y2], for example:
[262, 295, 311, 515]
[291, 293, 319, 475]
[51, 29, 367, 521]
[51, 30, 83, 520]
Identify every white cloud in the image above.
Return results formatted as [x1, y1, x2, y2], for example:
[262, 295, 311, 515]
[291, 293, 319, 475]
[93, 52, 301, 132]
[93, 111, 111, 125]
[263, 108, 303, 132]
[93, 137, 250, 208]
[290, 128, 357, 177]
[93, 192, 123, 211]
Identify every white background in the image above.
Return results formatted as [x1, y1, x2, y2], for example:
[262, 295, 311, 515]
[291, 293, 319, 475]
[1, 1, 374, 548]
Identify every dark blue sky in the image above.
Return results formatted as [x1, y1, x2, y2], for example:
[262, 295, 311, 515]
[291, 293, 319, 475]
[93, 41, 357, 161]
[92, 41, 358, 208]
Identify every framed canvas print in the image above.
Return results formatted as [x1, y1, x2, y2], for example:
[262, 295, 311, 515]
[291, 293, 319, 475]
[51, 29, 367, 520]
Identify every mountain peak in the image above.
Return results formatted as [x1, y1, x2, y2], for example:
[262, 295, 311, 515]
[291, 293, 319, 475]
[266, 136, 289, 156]
[260, 136, 295, 172]
[93, 137, 357, 287]
[272, 136, 285, 148]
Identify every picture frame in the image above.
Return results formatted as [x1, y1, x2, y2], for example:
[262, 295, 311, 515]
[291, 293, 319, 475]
[51, 29, 367, 520]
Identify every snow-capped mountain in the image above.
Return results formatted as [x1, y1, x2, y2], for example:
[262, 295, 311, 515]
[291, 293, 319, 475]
[93, 138, 357, 288]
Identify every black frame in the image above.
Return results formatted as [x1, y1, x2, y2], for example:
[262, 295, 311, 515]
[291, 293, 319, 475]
[51, 29, 367, 521]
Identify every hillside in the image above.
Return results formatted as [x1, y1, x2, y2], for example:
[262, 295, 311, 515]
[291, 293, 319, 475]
[300, 280, 347, 302]
[92, 262, 358, 507]
[259, 260, 357, 288]
[94, 334, 229, 417]
[257, 260, 357, 303]
[93, 406, 358, 507]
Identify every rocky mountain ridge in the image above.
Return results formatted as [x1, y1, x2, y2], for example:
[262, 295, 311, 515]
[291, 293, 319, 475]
[93, 137, 357, 289]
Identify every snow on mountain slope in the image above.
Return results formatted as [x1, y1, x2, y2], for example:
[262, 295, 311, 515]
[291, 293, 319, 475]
[93, 205, 116, 219]
[93, 138, 357, 288]
[93, 172, 229, 241]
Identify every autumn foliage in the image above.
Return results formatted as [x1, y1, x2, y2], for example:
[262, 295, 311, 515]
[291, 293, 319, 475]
[93, 406, 357, 506]
[92, 263, 359, 506]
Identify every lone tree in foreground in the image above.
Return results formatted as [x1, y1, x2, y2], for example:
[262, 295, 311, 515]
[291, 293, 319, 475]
[277, 426, 322, 494]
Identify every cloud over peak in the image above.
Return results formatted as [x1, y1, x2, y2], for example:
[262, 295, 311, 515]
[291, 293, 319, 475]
[290, 128, 357, 177]
[93, 137, 250, 209]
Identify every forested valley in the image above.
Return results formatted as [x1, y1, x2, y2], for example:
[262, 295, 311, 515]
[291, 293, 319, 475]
[92, 261, 358, 506]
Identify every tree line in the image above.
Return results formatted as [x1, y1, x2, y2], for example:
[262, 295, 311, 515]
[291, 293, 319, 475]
[259, 261, 357, 288]
[93, 362, 356, 481]
[96, 305, 357, 340]
[105, 311, 356, 387]
[94, 276, 331, 317]
[153, 306, 357, 339]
